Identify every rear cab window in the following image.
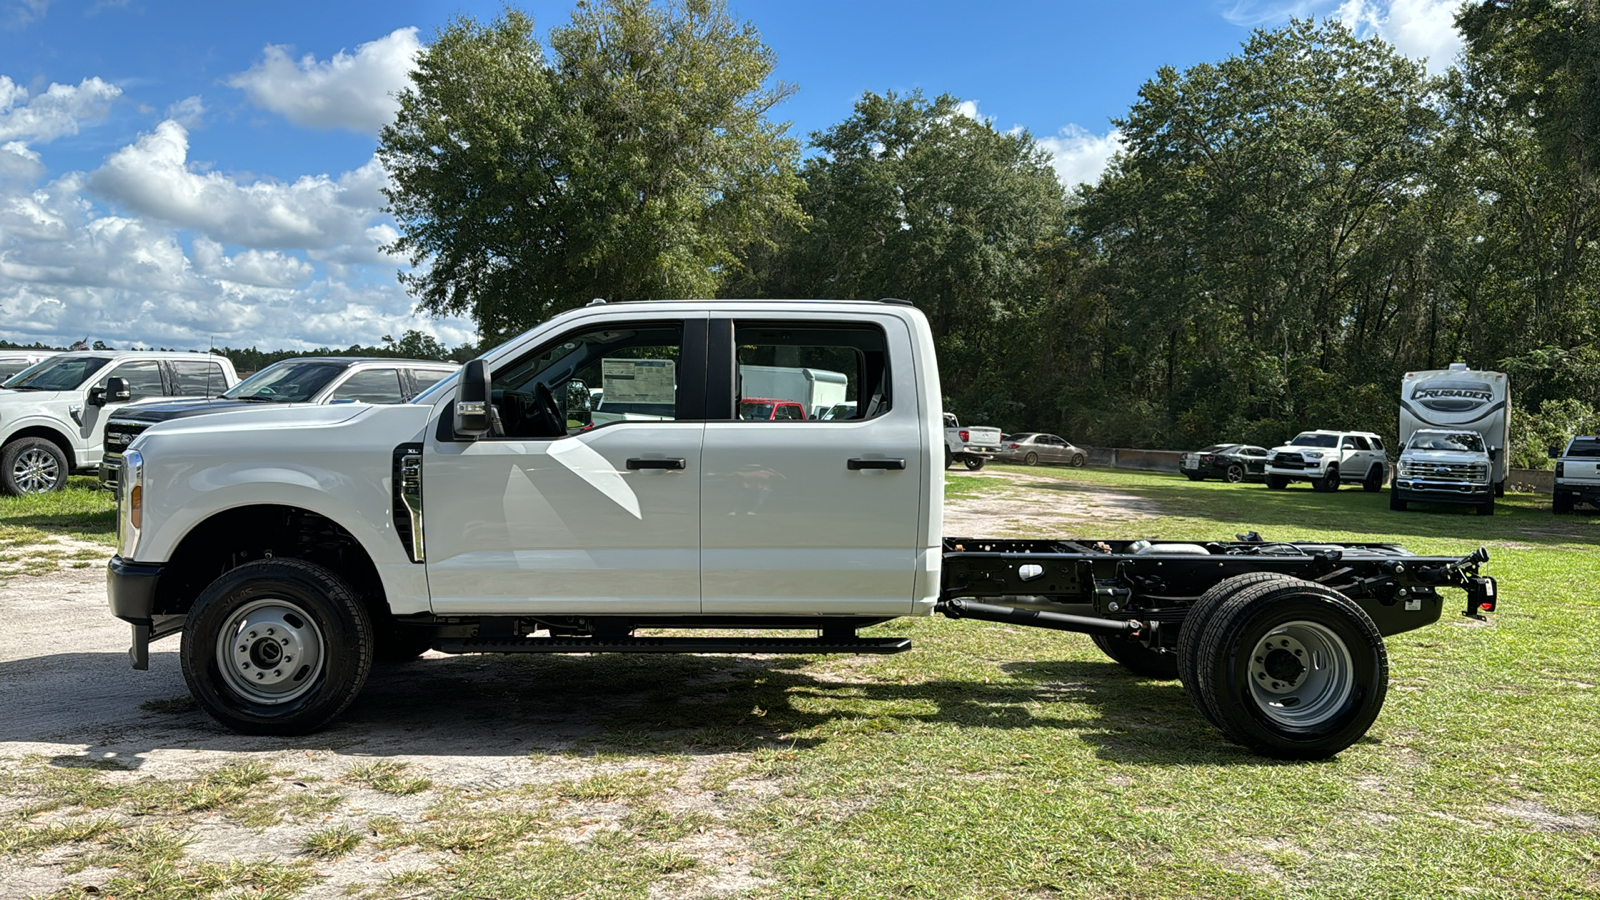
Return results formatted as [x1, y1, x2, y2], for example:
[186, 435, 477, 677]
[729, 322, 890, 422]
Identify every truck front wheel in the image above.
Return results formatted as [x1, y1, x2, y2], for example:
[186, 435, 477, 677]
[1313, 466, 1340, 492]
[1, 437, 68, 495]
[1193, 579, 1387, 760]
[1090, 634, 1178, 679]
[180, 559, 373, 735]
[1265, 474, 1289, 490]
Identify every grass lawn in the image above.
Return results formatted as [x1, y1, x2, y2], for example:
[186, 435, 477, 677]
[3, 466, 1597, 898]
[0, 476, 115, 574]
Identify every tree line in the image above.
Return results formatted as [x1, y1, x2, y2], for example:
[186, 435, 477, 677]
[67, 1, 1592, 463]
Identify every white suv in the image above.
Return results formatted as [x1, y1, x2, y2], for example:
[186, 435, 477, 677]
[0, 351, 237, 494]
[1265, 430, 1388, 493]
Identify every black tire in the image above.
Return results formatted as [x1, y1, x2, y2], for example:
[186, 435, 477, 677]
[180, 559, 374, 735]
[1313, 465, 1340, 492]
[1362, 465, 1384, 492]
[1225, 463, 1245, 484]
[1023, 452, 1039, 466]
[1476, 497, 1494, 517]
[1185, 472, 1205, 482]
[1553, 492, 1573, 514]
[964, 456, 985, 471]
[1266, 474, 1289, 490]
[1389, 487, 1407, 512]
[1090, 633, 1179, 679]
[1070, 453, 1086, 467]
[944, 449, 954, 470]
[0, 437, 69, 496]
[1193, 578, 1387, 760]
[1494, 480, 1506, 498]
[1177, 572, 1298, 728]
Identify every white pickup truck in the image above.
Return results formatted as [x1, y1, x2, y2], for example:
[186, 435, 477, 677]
[943, 413, 1002, 471]
[0, 351, 236, 494]
[1550, 436, 1600, 513]
[107, 299, 1498, 759]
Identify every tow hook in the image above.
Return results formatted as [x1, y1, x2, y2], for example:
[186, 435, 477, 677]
[1463, 576, 1497, 620]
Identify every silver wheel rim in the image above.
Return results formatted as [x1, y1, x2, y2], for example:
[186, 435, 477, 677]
[1247, 620, 1353, 727]
[216, 598, 325, 705]
[12, 447, 60, 493]
[1227, 466, 1243, 482]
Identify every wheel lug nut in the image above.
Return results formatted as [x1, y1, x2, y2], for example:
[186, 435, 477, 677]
[266, 628, 275, 635]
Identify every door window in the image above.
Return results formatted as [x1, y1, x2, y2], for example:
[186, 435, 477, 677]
[730, 322, 889, 421]
[99, 361, 164, 401]
[491, 322, 684, 437]
[1352, 436, 1372, 451]
[170, 360, 229, 397]
[408, 367, 453, 397]
[331, 368, 406, 404]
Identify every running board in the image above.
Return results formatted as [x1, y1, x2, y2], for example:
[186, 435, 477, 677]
[433, 635, 913, 655]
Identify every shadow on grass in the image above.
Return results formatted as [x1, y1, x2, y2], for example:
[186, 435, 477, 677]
[6, 648, 1294, 770]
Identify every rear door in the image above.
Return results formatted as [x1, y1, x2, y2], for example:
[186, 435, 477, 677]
[700, 314, 924, 616]
[424, 316, 707, 615]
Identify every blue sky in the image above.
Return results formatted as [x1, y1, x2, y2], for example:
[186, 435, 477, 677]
[0, 0, 1465, 351]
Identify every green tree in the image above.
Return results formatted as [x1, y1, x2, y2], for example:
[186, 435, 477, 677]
[731, 90, 1067, 416]
[379, 1, 804, 342]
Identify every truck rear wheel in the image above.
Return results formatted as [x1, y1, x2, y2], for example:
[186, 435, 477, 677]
[1363, 465, 1384, 492]
[180, 559, 373, 735]
[1193, 578, 1387, 760]
[964, 456, 985, 471]
[1090, 634, 1178, 679]
[1177, 572, 1297, 728]
[1553, 492, 1573, 514]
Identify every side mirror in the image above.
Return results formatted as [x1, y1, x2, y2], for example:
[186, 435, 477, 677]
[1489, 447, 1501, 461]
[453, 359, 492, 439]
[1548, 446, 1561, 458]
[107, 377, 131, 403]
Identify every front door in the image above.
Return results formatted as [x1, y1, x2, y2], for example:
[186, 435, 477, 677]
[80, 360, 165, 465]
[423, 318, 706, 615]
[700, 315, 926, 616]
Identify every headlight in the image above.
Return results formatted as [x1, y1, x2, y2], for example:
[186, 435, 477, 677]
[1396, 461, 1413, 477]
[1301, 450, 1325, 459]
[117, 449, 143, 558]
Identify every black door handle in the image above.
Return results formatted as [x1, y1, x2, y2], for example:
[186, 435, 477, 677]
[847, 458, 906, 471]
[626, 457, 686, 470]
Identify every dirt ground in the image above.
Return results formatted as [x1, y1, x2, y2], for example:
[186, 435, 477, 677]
[0, 471, 1141, 899]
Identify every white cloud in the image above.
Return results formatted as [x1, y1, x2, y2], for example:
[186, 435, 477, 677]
[0, 75, 120, 143]
[165, 94, 205, 128]
[87, 119, 394, 256]
[227, 27, 421, 133]
[0, 140, 43, 182]
[1038, 125, 1124, 190]
[1337, 0, 1463, 73]
[1220, 0, 1325, 26]
[191, 237, 314, 288]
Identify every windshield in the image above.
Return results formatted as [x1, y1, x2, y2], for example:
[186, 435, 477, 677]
[5, 355, 110, 391]
[1409, 432, 1484, 453]
[224, 361, 345, 403]
[1288, 433, 1339, 448]
[1566, 438, 1600, 458]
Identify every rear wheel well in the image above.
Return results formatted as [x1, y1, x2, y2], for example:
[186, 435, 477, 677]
[1, 427, 77, 470]
[154, 505, 389, 626]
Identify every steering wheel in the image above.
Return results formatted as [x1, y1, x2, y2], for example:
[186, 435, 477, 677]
[533, 382, 567, 438]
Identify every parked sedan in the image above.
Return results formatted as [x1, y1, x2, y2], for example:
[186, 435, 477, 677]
[996, 433, 1087, 467]
[1180, 443, 1271, 483]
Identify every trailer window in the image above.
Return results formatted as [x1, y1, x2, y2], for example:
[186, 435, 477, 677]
[730, 323, 889, 422]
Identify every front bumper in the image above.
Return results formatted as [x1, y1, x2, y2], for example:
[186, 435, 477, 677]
[1395, 478, 1491, 505]
[1265, 462, 1327, 478]
[107, 555, 179, 670]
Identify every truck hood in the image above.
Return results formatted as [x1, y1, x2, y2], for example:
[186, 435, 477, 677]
[135, 403, 385, 441]
[1401, 449, 1488, 466]
[1269, 444, 1333, 455]
[112, 397, 300, 425]
[0, 389, 66, 405]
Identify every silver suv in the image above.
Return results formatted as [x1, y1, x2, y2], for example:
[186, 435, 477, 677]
[1265, 430, 1388, 493]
